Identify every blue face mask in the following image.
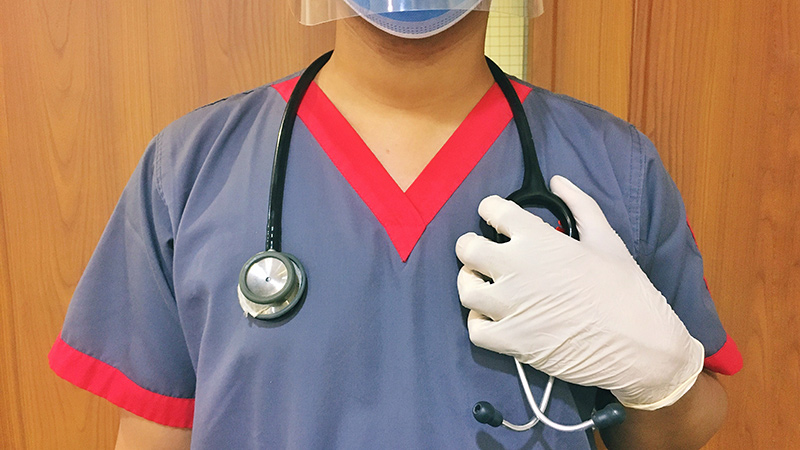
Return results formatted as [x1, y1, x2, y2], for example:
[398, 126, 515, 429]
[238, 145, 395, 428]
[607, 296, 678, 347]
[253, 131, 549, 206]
[343, 0, 481, 39]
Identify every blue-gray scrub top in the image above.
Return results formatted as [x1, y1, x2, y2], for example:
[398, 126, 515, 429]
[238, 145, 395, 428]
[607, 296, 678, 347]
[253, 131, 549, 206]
[50, 73, 741, 449]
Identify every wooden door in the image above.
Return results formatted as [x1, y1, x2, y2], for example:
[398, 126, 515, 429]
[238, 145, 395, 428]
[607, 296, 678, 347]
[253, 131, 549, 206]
[2, 0, 797, 447]
[530, 0, 799, 447]
[0, 1, 333, 447]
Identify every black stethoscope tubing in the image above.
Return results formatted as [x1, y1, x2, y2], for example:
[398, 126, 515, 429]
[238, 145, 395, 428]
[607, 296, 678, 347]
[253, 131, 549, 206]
[243, 49, 580, 318]
[483, 55, 578, 242]
[267, 50, 578, 249]
[267, 51, 334, 253]
[239, 50, 624, 433]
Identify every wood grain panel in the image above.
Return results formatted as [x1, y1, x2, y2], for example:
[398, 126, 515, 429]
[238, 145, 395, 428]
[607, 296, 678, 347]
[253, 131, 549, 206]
[630, 1, 800, 448]
[3, 0, 797, 447]
[531, 0, 799, 447]
[1, 2, 117, 447]
[0, 16, 21, 448]
[529, 0, 633, 120]
[0, 0, 332, 447]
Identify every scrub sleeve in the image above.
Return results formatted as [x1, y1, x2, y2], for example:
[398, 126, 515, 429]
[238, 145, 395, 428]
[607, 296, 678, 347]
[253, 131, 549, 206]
[46, 78, 742, 437]
[634, 130, 741, 374]
[48, 136, 196, 428]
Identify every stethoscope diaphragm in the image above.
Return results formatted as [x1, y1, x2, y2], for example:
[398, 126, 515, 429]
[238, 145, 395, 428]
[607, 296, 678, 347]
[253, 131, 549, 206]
[237, 250, 307, 319]
[233, 51, 626, 434]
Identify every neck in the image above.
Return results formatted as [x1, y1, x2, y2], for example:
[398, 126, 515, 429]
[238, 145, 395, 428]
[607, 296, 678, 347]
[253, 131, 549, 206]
[312, 12, 494, 191]
[317, 11, 493, 111]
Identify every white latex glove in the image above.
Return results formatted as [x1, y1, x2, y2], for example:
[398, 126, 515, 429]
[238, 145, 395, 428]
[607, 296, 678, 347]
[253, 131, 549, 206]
[456, 175, 704, 410]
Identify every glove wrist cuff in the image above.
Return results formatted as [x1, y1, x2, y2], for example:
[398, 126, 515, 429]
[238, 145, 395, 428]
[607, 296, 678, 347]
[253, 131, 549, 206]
[616, 338, 705, 411]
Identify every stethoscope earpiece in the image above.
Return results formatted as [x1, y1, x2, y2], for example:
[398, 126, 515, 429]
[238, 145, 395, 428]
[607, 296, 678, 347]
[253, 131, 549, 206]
[472, 359, 627, 433]
[240, 51, 624, 436]
[473, 401, 504, 427]
[590, 403, 626, 429]
[238, 250, 307, 320]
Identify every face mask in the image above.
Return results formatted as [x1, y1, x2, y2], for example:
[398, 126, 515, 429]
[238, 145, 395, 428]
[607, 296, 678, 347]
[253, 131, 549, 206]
[293, 1, 544, 39]
[342, 0, 483, 39]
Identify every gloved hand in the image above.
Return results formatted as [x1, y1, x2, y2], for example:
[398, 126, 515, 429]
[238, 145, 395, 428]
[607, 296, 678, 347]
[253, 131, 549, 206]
[456, 175, 704, 410]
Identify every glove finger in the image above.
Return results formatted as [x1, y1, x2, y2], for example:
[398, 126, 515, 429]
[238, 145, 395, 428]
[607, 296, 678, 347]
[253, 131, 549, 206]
[466, 310, 518, 357]
[477, 195, 548, 240]
[550, 175, 630, 259]
[466, 309, 502, 352]
[457, 267, 509, 321]
[455, 232, 506, 280]
[549, 175, 609, 228]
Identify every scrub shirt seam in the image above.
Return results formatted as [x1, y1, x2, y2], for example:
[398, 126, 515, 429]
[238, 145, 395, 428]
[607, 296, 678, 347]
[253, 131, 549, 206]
[90, 215, 191, 398]
[153, 133, 171, 220]
[116, 147, 193, 397]
[629, 125, 645, 260]
[122, 214, 179, 310]
[148, 132, 180, 302]
[528, 84, 621, 117]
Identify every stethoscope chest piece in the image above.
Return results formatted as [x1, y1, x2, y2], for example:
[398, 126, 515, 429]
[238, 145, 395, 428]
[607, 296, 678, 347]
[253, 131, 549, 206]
[238, 250, 307, 319]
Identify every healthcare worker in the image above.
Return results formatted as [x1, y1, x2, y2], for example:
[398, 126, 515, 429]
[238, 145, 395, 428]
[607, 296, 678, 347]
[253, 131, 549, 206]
[49, 1, 742, 448]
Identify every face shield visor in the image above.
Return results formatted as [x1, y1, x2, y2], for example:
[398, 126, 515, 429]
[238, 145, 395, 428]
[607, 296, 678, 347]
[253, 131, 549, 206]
[291, 0, 544, 26]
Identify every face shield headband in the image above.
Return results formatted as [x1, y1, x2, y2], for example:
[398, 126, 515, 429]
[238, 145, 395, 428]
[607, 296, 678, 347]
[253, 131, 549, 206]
[292, 0, 544, 27]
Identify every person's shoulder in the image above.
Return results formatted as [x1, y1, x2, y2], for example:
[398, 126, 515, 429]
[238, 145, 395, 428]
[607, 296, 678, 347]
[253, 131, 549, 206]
[522, 82, 637, 136]
[147, 73, 300, 206]
[517, 80, 656, 162]
[153, 72, 301, 164]
[158, 75, 295, 146]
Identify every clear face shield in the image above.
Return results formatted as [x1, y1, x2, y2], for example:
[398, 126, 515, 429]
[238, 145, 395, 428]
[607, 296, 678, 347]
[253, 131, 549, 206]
[291, 0, 544, 26]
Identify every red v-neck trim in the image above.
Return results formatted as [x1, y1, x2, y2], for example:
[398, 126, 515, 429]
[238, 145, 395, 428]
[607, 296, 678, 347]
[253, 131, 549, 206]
[273, 76, 532, 261]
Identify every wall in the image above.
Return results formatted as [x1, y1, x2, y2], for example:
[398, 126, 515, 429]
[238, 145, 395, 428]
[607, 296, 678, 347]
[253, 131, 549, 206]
[529, 0, 799, 447]
[0, 1, 333, 448]
[2, 0, 797, 447]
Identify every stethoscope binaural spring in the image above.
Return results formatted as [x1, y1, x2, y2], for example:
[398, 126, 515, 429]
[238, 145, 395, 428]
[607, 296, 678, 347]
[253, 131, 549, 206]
[236, 50, 625, 433]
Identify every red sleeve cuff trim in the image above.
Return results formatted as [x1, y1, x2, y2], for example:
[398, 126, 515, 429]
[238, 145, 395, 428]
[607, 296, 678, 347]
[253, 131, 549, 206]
[48, 335, 194, 428]
[704, 334, 743, 375]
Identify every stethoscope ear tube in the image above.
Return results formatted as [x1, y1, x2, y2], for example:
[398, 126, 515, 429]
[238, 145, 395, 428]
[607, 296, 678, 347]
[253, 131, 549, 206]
[238, 52, 332, 321]
[266, 51, 333, 253]
[473, 59, 621, 434]
[473, 359, 626, 433]
[482, 57, 579, 241]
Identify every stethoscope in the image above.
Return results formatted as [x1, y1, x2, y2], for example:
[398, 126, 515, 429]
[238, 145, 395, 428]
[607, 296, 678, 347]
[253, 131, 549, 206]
[237, 50, 626, 433]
